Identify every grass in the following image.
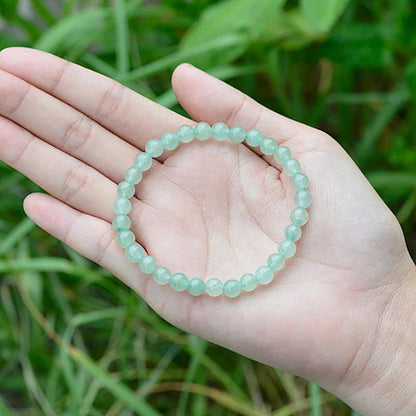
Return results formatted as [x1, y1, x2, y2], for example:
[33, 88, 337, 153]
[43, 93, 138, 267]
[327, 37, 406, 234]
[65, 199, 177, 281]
[0, 0, 415, 414]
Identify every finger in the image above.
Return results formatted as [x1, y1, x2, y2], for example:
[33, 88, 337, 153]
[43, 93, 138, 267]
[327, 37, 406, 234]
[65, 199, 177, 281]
[0, 47, 189, 154]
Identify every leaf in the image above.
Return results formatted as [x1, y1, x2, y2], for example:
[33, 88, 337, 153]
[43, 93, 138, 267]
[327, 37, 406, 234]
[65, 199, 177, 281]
[300, 0, 350, 33]
[0, 0, 18, 20]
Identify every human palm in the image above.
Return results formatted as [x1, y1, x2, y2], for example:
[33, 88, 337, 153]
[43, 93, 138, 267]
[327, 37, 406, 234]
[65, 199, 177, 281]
[0, 48, 413, 396]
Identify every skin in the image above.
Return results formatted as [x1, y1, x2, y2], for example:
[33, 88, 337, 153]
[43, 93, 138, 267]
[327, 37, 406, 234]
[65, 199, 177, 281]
[0, 47, 415, 415]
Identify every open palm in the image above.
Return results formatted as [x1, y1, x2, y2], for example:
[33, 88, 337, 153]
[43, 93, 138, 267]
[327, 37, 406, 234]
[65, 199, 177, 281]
[1, 48, 414, 399]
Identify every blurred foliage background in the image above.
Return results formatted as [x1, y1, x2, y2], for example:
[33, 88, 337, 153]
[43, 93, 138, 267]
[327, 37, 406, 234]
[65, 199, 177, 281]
[0, 0, 415, 414]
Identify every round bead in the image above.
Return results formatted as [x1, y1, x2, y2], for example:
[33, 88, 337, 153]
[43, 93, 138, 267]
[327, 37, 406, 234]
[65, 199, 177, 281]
[240, 273, 257, 292]
[170, 273, 188, 292]
[295, 189, 312, 208]
[124, 167, 142, 184]
[161, 132, 179, 150]
[117, 230, 135, 248]
[187, 278, 206, 296]
[145, 139, 164, 157]
[260, 138, 277, 155]
[177, 125, 194, 143]
[284, 159, 301, 177]
[205, 278, 223, 297]
[134, 152, 152, 171]
[113, 198, 132, 215]
[256, 266, 274, 285]
[223, 279, 242, 298]
[211, 122, 229, 141]
[194, 122, 211, 141]
[292, 173, 310, 190]
[279, 240, 297, 258]
[112, 214, 131, 231]
[228, 126, 246, 143]
[274, 146, 292, 164]
[139, 255, 157, 274]
[153, 267, 171, 285]
[267, 253, 285, 271]
[285, 224, 302, 241]
[245, 129, 263, 147]
[117, 181, 135, 199]
[125, 243, 144, 263]
[291, 207, 309, 226]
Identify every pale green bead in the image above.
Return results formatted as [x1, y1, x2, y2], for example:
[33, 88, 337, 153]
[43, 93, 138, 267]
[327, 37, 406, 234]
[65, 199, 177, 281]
[134, 152, 152, 171]
[177, 125, 194, 143]
[112, 214, 131, 231]
[229, 126, 246, 143]
[211, 122, 229, 141]
[139, 255, 156, 274]
[295, 189, 312, 208]
[292, 173, 310, 190]
[283, 159, 301, 177]
[285, 224, 302, 241]
[125, 243, 144, 263]
[240, 273, 257, 292]
[260, 138, 277, 155]
[117, 181, 135, 199]
[187, 278, 206, 296]
[279, 239, 297, 258]
[256, 266, 274, 285]
[117, 230, 135, 248]
[194, 122, 211, 140]
[153, 267, 171, 285]
[205, 278, 223, 297]
[267, 253, 285, 271]
[291, 207, 309, 226]
[274, 146, 292, 164]
[113, 198, 132, 215]
[145, 139, 164, 157]
[161, 132, 179, 150]
[125, 167, 142, 185]
[223, 279, 242, 298]
[170, 273, 188, 292]
[245, 129, 263, 146]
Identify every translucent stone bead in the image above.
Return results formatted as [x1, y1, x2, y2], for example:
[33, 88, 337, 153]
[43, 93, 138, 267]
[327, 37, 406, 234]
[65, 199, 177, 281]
[256, 266, 274, 285]
[153, 267, 171, 285]
[117, 230, 135, 248]
[292, 173, 309, 190]
[205, 278, 223, 297]
[229, 126, 246, 143]
[291, 207, 309, 226]
[223, 279, 242, 298]
[283, 159, 301, 177]
[285, 224, 302, 241]
[177, 125, 194, 143]
[267, 253, 285, 271]
[187, 278, 206, 296]
[211, 122, 229, 141]
[240, 273, 257, 292]
[170, 272, 188, 292]
[194, 122, 211, 141]
[139, 255, 156, 274]
[134, 152, 152, 171]
[245, 129, 263, 146]
[279, 239, 297, 258]
[295, 189, 312, 208]
[161, 132, 179, 150]
[125, 243, 144, 263]
[112, 214, 131, 231]
[145, 139, 164, 157]
[260, 138, 277, 155]
[117, 181, 135, 199]
[113, 198, 132, 215]
[124, 167, 142, 184]
[274, 146, 292, 164]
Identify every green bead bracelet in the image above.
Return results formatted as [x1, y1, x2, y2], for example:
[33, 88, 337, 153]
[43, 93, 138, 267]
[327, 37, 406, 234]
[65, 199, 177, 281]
[113, 122, 311, 298]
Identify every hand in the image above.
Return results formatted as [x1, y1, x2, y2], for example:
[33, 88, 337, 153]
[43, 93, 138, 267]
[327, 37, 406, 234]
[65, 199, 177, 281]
[1, 48, 415, 415]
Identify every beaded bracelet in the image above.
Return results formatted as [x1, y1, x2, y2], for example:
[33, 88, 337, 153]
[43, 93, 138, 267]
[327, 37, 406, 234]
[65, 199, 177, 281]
[113, 122, 311, 298]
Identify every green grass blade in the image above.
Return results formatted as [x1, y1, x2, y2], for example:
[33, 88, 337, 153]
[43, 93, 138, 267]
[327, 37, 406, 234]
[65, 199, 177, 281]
[114, 0, 130, 74]
[309, 382, 322, 416]
[0, 217, 35, 255]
